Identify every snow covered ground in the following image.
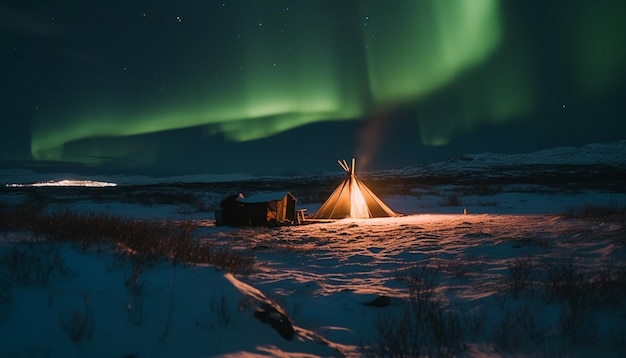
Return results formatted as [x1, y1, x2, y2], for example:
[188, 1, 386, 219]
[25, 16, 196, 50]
[1, 141, 626, 357]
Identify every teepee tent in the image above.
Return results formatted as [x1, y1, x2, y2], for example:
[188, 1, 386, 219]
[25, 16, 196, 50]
[313, 158, 396, 219]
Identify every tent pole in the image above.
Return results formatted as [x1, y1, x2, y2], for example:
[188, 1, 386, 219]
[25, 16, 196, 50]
[351, 158, 355, 178]
[337, 160, 349, 172]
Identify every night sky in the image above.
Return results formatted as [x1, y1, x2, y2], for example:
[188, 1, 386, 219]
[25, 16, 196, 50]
[2, 1, 625, 176]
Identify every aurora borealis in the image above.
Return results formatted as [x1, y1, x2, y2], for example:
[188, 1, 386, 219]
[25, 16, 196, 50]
[2, 1, 625, 175]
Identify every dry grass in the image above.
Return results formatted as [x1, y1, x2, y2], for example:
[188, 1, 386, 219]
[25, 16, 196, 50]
[0, 205, 254, 274]
[367, 256, 626, 357]
[566, 202, 626, 221]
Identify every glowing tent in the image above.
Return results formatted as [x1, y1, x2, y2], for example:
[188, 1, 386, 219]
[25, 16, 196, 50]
[313, 159, 396, 219]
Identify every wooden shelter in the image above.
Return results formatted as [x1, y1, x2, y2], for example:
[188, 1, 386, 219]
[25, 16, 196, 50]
[216, 192, 298, 226]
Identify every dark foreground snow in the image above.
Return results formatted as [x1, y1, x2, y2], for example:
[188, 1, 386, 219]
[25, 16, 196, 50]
[1, 141, 626, 357]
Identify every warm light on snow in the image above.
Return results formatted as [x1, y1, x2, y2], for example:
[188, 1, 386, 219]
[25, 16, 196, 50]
[7, 179, 117, 188]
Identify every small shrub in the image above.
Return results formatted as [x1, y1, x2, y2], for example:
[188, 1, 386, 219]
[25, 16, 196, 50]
[462, 310, 486, 343]
[369, 304, 468, 358]
[492, 311, 522, 352]
[557, 302, 596, 346]
[437, 258, 467, 278]
[369, 312, 420, 358]
[473, 184, 502, 196]
[399, 264, 441, 321]
[368, 264, 468, 357]
[507, 257, 533, 298]
[123, 262, 146, 326]
[1, 241, 67, 287]
[591, 265, 626, 307]
[515, 305, 548, 343]
[124, 264, 145, 297]
[515, 236, 549, 248]
[441, 195, 462, 207]
[493, 288, 508, 309]
[210, 295, 232, 327]
[186, 243, 255, 274]
[567, 203, 626, 221]
[126, 295, 145, 326]
[270, 293, 303, 323]
[59, 295, 94, 343]
[542, 260, 586, 305]
[427, 306, 465, 357]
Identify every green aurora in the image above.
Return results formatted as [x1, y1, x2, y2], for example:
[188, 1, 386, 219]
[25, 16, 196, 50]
[31, 0, 502, 162]
[3, 0, 625, 173]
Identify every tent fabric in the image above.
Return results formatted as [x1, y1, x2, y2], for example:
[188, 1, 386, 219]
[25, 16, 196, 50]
[313, 159, 396, 219]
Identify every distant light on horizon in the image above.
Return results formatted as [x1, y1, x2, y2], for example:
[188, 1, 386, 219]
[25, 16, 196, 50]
[7, 179, 117, 188]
